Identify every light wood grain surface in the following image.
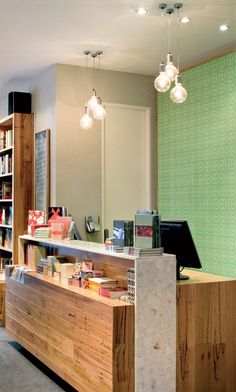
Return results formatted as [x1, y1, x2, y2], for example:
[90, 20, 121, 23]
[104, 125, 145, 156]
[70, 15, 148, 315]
[0, 281, 5, 326]
[177, 270, 236, 392]
[6, 272, 134, 392]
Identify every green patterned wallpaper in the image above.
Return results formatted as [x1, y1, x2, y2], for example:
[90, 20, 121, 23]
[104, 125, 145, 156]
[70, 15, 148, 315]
[158, 52, 236, 277]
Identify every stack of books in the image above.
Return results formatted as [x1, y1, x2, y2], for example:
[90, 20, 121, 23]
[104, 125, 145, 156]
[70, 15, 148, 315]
[88, 277, 118, 292]
[34, 227, 51, 238]
[99, 287, 128, 299]
[124, 247, 163, 257]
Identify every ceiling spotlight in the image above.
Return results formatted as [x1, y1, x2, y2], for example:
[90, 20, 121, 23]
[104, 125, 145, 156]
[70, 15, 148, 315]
[180, 16, 190, 24]
[136, 7, 148, 16]
[219, 24, 230, 31]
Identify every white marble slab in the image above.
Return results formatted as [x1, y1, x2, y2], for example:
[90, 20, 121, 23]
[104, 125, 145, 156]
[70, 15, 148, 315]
[135, 254, 176, 392]
[19, 235, 135, 260]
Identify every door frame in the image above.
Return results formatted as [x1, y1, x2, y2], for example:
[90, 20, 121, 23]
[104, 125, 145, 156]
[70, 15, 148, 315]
[101, 102, 151, 236]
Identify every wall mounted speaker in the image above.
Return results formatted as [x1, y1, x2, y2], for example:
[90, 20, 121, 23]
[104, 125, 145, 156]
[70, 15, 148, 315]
[8, 91, 32, 115]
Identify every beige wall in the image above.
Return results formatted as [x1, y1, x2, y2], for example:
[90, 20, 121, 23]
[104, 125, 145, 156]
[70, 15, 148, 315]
[56, 64, 157, 241]
[30, 65, 57, 204]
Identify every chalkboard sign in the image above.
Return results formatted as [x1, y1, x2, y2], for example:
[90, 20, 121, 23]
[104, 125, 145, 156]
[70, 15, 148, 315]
[35, 129, 50, 212]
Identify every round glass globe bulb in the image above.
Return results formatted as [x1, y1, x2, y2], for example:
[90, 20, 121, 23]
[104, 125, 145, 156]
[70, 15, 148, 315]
[80, 113, 93, 129]
[94, 104, 106, 120]
[154, 72, 171, 92]
[165, 62, 178, 81]
[170, 83, 187, 104]
[88, 95, 98, 111]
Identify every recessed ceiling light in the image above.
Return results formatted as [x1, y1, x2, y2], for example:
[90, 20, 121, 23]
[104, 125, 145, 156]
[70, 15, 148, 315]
[219, 24, 230, 31]
[180, 16, 190, 24]
[136, 7, 148, 16]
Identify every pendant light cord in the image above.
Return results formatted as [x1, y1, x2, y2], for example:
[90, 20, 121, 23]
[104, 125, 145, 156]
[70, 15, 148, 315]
[92, 54, 96, 90]
[161, 8, 165, 62]
[86, 53, 89, 103]
[98, 53, 101, 97]
[168, 13, 171, 53]
[177, 8, 181, 72]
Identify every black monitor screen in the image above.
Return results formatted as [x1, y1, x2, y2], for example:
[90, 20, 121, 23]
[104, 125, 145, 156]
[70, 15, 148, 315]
[160, 220, 202, 280]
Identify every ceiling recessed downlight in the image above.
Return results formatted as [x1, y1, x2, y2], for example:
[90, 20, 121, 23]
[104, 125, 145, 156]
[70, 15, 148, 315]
[136, 7, 148, 16]
[180, 16, 190, 24]
[219, 24, 230, 31]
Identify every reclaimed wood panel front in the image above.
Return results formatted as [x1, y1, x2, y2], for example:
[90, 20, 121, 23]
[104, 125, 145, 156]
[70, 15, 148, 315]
[177, 271, 236, 392]
[6, 273, 134, 392]
[0, 282, 5, 326]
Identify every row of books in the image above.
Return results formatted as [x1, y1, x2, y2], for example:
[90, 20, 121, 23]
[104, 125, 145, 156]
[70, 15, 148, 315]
[0, 228, 12, 249]
[0, 130, 13, 150]
[0, 181, 12, 199]
[0, 206, 13, 225]
[0, 154, 12, 175]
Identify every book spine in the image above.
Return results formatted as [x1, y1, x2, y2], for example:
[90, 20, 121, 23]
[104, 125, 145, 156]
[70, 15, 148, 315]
[152, 214, 161, 248]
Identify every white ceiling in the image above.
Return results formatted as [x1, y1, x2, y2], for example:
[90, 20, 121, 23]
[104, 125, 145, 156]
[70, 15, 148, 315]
[0, 0, 235, 87]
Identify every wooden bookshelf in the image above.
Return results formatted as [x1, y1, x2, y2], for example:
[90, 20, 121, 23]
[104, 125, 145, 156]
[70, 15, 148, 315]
[0, 113, 34, 263]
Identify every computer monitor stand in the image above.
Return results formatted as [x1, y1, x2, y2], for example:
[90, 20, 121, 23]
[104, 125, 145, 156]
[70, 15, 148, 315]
[177, 265, 190, 281]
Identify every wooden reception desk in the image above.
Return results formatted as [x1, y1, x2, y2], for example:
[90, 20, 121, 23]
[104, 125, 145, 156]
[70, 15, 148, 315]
[5, 236, 176, 392]
[4, 235, 236, 392]
[177, 270, 236, 392]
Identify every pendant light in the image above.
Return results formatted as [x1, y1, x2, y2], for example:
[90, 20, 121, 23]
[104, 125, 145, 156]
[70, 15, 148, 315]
[170, 74, 187, 103]
[80, 106, 93, 130]
[93, 97, 106, 120]
[154, 3, 171, 93]
[165, 52, 178, 82]
[80, 51, 93, 130]
[170, 3, 187, 104]
[154, 62, 171, 92]
[165, 9, 178, 82]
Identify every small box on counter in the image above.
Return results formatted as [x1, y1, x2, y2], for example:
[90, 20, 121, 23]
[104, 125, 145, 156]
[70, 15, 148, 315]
[72, 276, 82, 287]
[61, 263, 74, 278]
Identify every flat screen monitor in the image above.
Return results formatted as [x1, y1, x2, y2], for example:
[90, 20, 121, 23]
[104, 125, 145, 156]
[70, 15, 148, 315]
[160, 220, 202, 280]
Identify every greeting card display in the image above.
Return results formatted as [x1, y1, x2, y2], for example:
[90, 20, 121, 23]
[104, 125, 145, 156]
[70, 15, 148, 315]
[28, 210, 45, 235]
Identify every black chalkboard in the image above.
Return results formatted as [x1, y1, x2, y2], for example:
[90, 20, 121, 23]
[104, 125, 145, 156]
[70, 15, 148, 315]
[35, 129, 50, 212]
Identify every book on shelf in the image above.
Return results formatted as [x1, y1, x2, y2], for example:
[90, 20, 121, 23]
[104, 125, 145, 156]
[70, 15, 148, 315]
[0, 228, 12, 249]
[28, 210, 45, 235]
[34, 226, 51, 238]
[0, 206, 12, 225]
[3, 229, 12, 249]
[0, 154, 12, 175]
[0, 130, 13, 150]
[25, 244, 47, 270]
[124, 246, 163, 256]
[50, 216, 72, 239]
[2, 181, 12, 199]
[135, 210, 161, 249]
[113, 220, 134, 247]
[88, 277, 118, 292]
[99, 287, 128, 299]
[6, 130, 13, 148]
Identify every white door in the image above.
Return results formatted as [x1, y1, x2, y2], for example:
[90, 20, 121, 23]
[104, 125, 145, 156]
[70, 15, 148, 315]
[101, 103, 151, 238]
